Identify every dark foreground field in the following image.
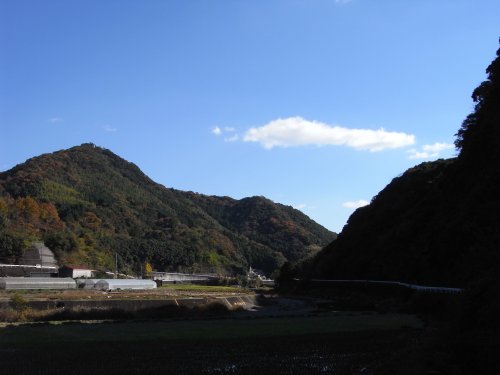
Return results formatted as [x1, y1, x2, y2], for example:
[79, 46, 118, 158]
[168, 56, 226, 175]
[0, 314, 422, 374]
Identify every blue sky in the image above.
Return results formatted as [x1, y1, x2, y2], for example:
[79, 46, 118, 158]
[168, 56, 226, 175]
[1, 0, 499, 232]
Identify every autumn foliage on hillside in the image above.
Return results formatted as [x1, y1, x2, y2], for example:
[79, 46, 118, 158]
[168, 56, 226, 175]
[0, 144, 335, 275]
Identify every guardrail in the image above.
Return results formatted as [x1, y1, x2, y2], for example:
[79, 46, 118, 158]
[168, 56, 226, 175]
[296, 279, 464, 294]
[0, 263, 58, 269]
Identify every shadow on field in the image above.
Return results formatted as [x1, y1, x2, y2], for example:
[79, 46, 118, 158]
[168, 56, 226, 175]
[46, 301, 234, 320]
[0, 329, 419, 375]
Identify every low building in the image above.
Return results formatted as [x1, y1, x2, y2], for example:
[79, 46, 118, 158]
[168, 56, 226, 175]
[94, 279, 157, 291]
[151, 272, 218, 285]
[59, 266, 94, 278]
[21, 242, 58, 268]
[247, 267, 275, 287]
[0, 265, 58, 277]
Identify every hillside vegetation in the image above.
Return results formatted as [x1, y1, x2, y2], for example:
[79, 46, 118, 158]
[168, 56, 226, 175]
[297, 42, 500, 288]
[278, 41, 500, 375]
[0, 144, 335, 275]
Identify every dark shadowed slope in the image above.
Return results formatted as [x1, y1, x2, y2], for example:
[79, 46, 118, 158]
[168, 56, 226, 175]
[307, 42, 500, 288]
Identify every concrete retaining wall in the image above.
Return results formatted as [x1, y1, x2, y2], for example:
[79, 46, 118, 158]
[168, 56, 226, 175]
[1, 294, 257, 312]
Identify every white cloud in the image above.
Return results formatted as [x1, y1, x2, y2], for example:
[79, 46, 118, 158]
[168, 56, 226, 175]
[335, 0, 352, 4]
[104, 125, 117, 132]
[48, 117, 63, 124]
[408, 142, 454, 160]
[342, 200, 369, 209]
[224, 134, 240, 142]
[243, 117, 415, 151]
[212, 126, 237, 138]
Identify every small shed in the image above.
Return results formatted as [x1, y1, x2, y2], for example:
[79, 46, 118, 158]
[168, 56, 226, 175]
[21, 242, 58, 268]
[59, 266, 94, 278]
[0, 277, 76, 290]
[94, 279, 157, 291]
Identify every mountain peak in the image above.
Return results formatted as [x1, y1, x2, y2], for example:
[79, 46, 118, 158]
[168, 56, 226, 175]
[0, 145, 335, 276]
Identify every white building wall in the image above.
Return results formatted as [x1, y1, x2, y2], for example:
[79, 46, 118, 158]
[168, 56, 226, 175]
[73, 269, 93, 278]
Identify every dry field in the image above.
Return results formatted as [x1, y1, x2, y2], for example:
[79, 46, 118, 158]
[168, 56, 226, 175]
[0, 284, 247, 302]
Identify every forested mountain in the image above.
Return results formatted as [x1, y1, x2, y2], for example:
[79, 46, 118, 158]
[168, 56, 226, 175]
[300, 42, 500, 288]
[0, 144, 335, 275]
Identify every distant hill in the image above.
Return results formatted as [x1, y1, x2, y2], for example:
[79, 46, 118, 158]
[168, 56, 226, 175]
[302, 42, 500, 288]
[0, 144, 335, 276]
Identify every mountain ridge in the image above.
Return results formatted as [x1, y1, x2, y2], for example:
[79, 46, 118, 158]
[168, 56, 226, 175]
[0, 143, 336, 276]
[297, 42, 500, 288]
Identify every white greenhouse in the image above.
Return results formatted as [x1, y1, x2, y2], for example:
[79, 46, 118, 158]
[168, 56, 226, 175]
[94, 279, 157, 291]
[0, 277, 76, 290]
[75, 279, 100, 289]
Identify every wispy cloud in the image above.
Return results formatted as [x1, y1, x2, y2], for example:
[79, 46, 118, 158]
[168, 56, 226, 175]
[48, 117, 63, 124]
[407, 142, 454, 160]
[342, 200, 369, 209]
[335, 0, 352, 4]
[243, 117, 415, 152]
[103, 125, 118, 132]
[224, 134, 240, 142]
[212, 126, 238, 137]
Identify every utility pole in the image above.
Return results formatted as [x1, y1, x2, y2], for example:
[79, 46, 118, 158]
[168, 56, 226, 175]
[114, 252, 118, 279]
